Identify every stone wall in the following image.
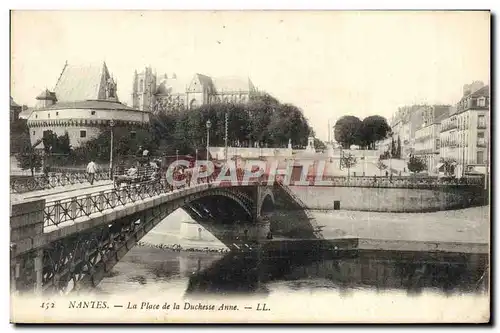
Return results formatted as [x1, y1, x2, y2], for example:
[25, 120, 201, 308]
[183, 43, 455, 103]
[30, 125, 102, 148]
[287, 185, 486, 213]
[10, 198, 46, 293]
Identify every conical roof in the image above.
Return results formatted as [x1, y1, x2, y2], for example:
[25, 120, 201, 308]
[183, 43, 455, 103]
[36, 89, 57, 100]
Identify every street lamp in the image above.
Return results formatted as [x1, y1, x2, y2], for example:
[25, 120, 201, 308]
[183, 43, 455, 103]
[109, 119, 115, 179]
[224, 112, 228, 161]
[206, 119, 211, 161]
[461, 133, 466, 178]
[389, 133, 393, 175]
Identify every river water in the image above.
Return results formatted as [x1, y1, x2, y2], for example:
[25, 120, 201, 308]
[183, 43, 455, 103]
[97, 207, 489, 299]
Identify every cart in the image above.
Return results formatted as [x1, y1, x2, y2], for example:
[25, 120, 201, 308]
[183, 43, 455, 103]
[113, 165, 158, 189]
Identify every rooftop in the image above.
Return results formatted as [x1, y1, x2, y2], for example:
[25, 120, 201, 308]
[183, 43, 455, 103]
[35, 100, 144, 112]
[54, 62, 117, 102]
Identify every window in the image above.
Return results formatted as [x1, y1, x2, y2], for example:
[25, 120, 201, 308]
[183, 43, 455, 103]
[48, 113, 50, 118]
[478, 97, 486, 107]
[478, 132, 485, 138]
[56, 112, 59, 116]
[91, 111, 96, 115]
[478, 115, 486, 128]
[32, 131, 35, 135]
[477, 151, 484, 164]
[80, 130, 87, 138]
[130, 131, 137, 139]
[35, 114, 38, 119]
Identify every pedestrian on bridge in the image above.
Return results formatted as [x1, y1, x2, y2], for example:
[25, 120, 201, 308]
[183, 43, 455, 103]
[86, 160, 98, 185]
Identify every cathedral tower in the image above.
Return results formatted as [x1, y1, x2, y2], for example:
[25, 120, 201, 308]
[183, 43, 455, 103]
[132, 67, 157, 111]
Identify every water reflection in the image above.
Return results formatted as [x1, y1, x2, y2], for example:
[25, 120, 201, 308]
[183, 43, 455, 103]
[100, 242, 488, 298]
[184, 245, 489, 297]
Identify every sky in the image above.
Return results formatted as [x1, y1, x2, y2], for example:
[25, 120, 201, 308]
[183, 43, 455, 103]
[10, 10, 490, 141]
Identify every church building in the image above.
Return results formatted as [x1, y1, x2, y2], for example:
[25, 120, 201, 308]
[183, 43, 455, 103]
[131, 67, 258, 113]
[27, 62, 149, 148]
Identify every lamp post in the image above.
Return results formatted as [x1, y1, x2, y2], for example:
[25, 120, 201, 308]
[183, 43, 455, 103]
[224, 112, 228, 161]
[363, 149, 366, 176]
[109, 119, 115, 179]
[339, 142, 343, 170]
[462, 134, 466, 178]
[389, 134, 393, 176]
[176, 149, 179, 163]
[206, 119, 211, 161]
[328, 119, 331, 144]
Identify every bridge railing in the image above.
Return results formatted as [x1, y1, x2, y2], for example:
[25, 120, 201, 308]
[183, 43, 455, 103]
[43, 179, 175, 228]
[42, 174, 248, 228]
[287, 175, 484, 189]
[40, 169, 484, 228]
[10, 170, 110, 194]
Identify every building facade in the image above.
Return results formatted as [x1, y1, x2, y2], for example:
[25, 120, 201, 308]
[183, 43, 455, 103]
[438, 106, 459, 166]
[438, 82, 490, 175]
[131, 67, 258, 113]
[27, 62, 149, 148]
[413, 105, 450, 174]
[388, 105, 428, 157]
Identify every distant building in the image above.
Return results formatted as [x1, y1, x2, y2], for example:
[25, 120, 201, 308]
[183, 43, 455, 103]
[413, 105, 451, 174]
[10, 97, 22, 123]
[131, 67, 258, 113]
[27, 62, 149, 148]
[439, 82, 490, 175]
[388, 105, 427, 157]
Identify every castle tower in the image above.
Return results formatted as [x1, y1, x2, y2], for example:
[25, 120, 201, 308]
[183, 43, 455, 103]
[35, 89, 57, 108]
[132, 67, 157, 111]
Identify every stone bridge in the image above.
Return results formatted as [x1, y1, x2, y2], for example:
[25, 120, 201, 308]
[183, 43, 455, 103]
[10, 179, 316, 296]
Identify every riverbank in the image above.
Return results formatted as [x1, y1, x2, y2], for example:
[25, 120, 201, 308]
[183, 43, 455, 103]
[137, 205, 489, 255]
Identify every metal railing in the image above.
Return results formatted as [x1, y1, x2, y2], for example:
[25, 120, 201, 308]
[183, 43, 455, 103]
[43, 174, 258, 229]
[289, 175, 484, 188]
[10, 170, 111, 194]
[39, 171, 485, 228]
[44, 180, 168, 228]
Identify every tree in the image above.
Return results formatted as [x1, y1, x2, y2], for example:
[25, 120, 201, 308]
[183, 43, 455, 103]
[10, 118, 30, 154]
[396, 136, 402, 159]
[71, 127, 157, 165]
[267, 104, 311, 148]
[340, 152, 357, 180]
[17, 144, 42, 176]
[376, 159, 388, 176]
[440, 157, 457, 177]
[407, 155, 426, 174]
[168, 94, 312, 150]
[42, 130, 72, 155]
[390, 136, 396, 157]
[313, 138, 326, 151]
[358, 115, 392, 149]
[334, 116, 362, 149]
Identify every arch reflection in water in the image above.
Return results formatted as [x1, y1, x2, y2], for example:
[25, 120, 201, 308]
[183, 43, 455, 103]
[184, 246, 488, 297]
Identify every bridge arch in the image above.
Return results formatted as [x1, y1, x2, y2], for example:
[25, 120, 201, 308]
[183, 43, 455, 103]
[13, 185, 278, 295]
[259, 192, 275, 217]
[185, 188, 254, 222]
[257, 188, 275, 218]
